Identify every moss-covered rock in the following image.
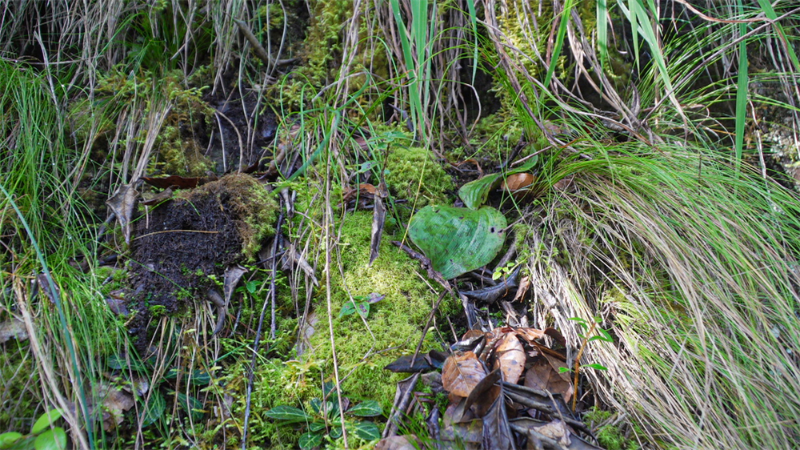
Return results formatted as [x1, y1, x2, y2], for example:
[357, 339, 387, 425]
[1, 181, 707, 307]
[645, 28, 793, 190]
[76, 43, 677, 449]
[385, 146, 453, 208]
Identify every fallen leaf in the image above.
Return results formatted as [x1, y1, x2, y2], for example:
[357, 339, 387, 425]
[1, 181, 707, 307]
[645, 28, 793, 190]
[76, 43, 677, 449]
[524, 357, 574, 402]
[502, 172, 535, 192]
[442, 351, 486, 398]
[494, 333, 525, 384]
[94, 382, 135, 431]
[482, 394, 514, 450]
[141, 187, 174, 206]
[0, 318, 27, 343]
[142, 175, 215, 190]
[374, 435, 419, 450]
[533, 419, 571, 446]
[106, 184, 138, 245]
[513, 276, 531, 302]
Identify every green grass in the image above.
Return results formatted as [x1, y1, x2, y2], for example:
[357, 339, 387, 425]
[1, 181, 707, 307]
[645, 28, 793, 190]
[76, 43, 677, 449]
[2, 0, 800, 448]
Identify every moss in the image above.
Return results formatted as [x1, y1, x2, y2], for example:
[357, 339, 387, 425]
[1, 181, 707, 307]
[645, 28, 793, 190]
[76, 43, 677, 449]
[385, 146, 453, 208]
[180, 174, 280, 261]
[584, 409, 641, 450]
[305, 210, 450, 414]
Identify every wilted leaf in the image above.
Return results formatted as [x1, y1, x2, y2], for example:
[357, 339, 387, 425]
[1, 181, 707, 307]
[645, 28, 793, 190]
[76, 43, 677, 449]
[95, 382, 135, 431]
[0, 318, 27, 343]
[501, 172, 535, 192]
[464, 368, 501, 418]
[458, 157, 538, 209]
[442, 351, 486, 397]
[494, 333, 525, 384]
[408, 205, 507, 280]
[142, 175, 213, 189]
[482, 396, 514, 450]
[532, 419, 571, 447]
[106, 184, 138, 245]
[524, 357, 574, 402]
[265, 405, 311, 423]
[369, 182, 388, 265]
[375, 435, 419, 450]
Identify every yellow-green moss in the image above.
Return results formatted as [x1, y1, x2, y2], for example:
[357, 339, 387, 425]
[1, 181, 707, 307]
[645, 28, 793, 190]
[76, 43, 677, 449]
[180, 174, 279, 261]
[385, 146, 453, 208]
[307, 211, 450, 412]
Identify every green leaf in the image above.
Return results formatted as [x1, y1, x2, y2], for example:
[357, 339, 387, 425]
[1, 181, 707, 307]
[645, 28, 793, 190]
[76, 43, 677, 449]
[190, 369, 211, 386]
[458, 157, 539, 209]
[408, 205, 507, 280]
[264, 405, 311, 423]
[568, 317, 587, 327]
[347, 400, 383, 417]
[350, 421, 381, 441]
[33, 428, 66, 450]
[245, 281, 258, 294]
[558, 367, 572, 373]
[597, 328, 614, 342]
[107, 354, 146, 372]
[309, 421, 327, 433]
[0, 432, 23, 449]
[32, 410, 63, 435]
[174, 392, 204, 421]
[329, 425, 343, 439]
[140, 391, 166, 428]
[584, 363, 608, 371]
[340, 301, 369, 319]
[299, 432, 322, 449]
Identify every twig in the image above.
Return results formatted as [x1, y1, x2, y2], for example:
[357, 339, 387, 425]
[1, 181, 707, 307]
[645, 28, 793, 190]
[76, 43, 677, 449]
[233, 19, 297, 67]
[410, 291, 448, 369]
[241, 205, 284, 449]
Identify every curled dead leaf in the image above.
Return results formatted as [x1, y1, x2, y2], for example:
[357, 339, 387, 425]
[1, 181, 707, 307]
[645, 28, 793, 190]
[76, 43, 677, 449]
[502, 173, 535, 192]
[442, 351, 486, 398]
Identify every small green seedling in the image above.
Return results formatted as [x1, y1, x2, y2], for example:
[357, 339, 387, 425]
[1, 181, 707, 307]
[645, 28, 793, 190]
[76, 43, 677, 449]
[339, 293, 385, 319]
[0, 409, 66, 450]
[559, 316, 614, 411]
[265, 396, 383, 448]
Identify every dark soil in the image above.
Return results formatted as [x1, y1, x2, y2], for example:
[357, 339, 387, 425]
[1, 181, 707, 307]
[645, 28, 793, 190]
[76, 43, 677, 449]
[126, 181, 247, 351]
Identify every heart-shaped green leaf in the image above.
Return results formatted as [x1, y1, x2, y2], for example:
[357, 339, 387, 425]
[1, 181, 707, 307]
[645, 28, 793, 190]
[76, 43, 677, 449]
[458, 156, 539, 210]
[408, 205, 507, 279]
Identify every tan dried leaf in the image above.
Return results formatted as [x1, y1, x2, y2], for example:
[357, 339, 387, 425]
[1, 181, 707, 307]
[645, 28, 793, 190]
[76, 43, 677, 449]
[493, 333, 525, 384]
[442, 351, 486, 398]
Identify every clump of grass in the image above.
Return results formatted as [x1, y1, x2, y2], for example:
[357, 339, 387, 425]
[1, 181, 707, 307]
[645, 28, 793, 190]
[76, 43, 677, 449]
[522, 142, 800, 448]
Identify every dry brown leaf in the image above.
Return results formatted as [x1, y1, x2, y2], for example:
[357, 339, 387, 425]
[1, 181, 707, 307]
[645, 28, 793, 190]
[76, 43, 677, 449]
[524, 357, 573, 402]
[514, 327, 546, 343]
[513, 275, 531, 302]
[532, 419, 571, 447]
[502, 173, 535, 192]
[0, 318, 27, 343]
[442, 351, 486, 398]
[95, 382, 135, 431]
[494, 333, 525, 384]
[374, 435, 419, 450]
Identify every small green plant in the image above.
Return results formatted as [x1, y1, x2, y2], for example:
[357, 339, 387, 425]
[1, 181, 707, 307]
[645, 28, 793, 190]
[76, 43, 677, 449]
[338, 293, 385, 319]
[264, 393, 383, 449]
[559, 316, 614, 412]
[0, 409, 66, 450]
